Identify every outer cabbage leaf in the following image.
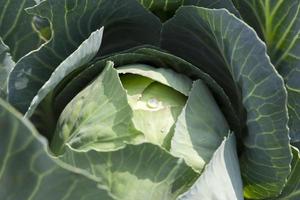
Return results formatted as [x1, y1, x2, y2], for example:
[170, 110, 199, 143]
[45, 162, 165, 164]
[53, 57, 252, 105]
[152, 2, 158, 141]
[0, 98, 115, 200]
[178, 134, 244, 200]
[26, 28, 103, 140]
[161, 6, 291, 199]
[0, 0, 42, 61]
[137, 0, 239, 21]
[8, 0, 162, 113]
[233, 0, 300, 145]
[60, 143, 198, 200]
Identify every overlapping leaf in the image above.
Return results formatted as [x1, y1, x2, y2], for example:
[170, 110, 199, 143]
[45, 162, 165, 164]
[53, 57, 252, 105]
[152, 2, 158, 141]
[233, 0, 300, 144]
[0, 0, 42, 61]
[171, 80, 229, 171]
[0, 98, 115, 200]
[161, 6, 291, 199]
[1, 1, 299, 200]
[8, 0, 162, 113]
[178, 134, 244, 200]
[51, 63, 144, 154]
[26, 47, 239, 146]
[0, 65, 199, 200]
[26, 28, 103, 140]
[60, 143, 198, 200]
[118, 64, 190, 146]
[137, 0, 239, 20]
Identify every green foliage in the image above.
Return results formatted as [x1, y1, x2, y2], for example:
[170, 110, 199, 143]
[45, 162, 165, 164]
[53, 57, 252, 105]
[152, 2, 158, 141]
[233, 0, 300, 150]
[1, 0, 300, 199]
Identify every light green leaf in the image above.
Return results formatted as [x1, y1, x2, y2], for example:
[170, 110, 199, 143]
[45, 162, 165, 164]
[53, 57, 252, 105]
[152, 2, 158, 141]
[118, 64, 192, 96]
[119, 68, 188, 146]
[0, 0, 42, 61]
[117, 64, 191, 146]
[60, 143, 198, 200]
[137, 0, 239, 21]
[127, 85, 184, 146]
[51, 62, 144, 154]
[25, 28, 103, 139]
[0, 98, 114, 200]
[233, 0, 300, 145]
[0, 38, 14, 98]
[178, 134, 244, 200]
[171, 80, 229, 171]
[8, 0, 162, 113]
[161, 6, 291, 199]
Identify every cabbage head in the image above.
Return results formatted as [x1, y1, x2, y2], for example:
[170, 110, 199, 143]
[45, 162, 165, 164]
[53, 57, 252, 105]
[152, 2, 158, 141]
[1, 0, 300, 200]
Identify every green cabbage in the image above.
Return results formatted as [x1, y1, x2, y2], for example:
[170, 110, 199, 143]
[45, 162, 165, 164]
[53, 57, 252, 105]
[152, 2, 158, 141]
[1, 0, 300, 199]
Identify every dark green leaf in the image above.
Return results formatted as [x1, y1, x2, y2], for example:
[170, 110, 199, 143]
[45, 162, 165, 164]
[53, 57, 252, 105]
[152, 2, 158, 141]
[8, 0, 162, 113]
[25, 28, 103, 140]
[161, 6, 291, 199]
[137, 0, 239, 21]
[0, 0, 42, 60]
[233, 0, 300, 145]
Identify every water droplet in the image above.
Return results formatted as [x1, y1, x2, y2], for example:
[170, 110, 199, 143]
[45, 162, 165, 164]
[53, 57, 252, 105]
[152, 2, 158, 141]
[160, 128, 166, 133]
[147, 98, 159, 108]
